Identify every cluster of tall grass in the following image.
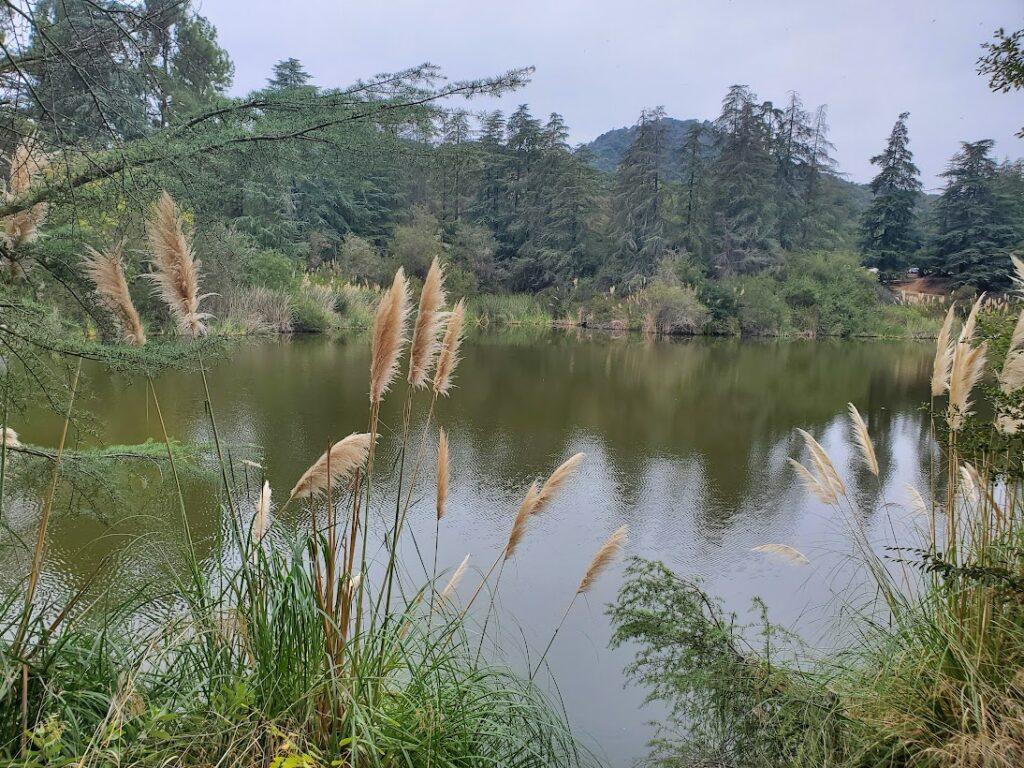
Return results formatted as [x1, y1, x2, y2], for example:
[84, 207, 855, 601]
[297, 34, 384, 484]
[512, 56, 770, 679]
[468, 293, 552, 327]
[0, 190, 628, 766]
[611, 256, 1024, 767]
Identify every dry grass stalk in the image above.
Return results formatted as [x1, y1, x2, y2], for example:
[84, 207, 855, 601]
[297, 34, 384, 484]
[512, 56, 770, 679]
[145, 191, 210, 338]
[436, 427, 449, 521]
[959, 463, 980, 505]
[751, 543, 810, 565]
[83, 243, 147, 346]
[905, 484, 928, 516]
[370, 267, 411, 404]
[433, 299, 466, 397]
[796, 428, 846, 498]
[1012, 254, 1024, 291]
[533, 453, 585, 515]
[948, 325, 988, 432]
[504, 481, 540, 560]
[577, 525, 628, 594]
[847, 404, 879, 476]
[788, 458, 836, 504]
[999, 350, 1024, 394]
[3, 139, 50, 250]
[408, 257, 447, 389]
[960, 294, 985, 345]
[439, 554, 470, 603]
[289, 433, 373, 500]
[931, 304, 957, 396]
[252, 481, 271, 547]
[1, 427, 20, 449]
[1010, 309, 1024, 354]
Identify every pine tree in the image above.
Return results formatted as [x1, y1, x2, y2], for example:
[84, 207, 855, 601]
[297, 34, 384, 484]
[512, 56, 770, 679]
[438, 109, 472, 231]
[928, 139, 1022, 290]
[678, 122, 712, 257]
[860, 112, 921, 273]
[611, 107, 667, 282]
[708, 86, 777, 275]
[772, 92, 812, 248]
[798, 105, 838, 247]
[268, 58, 312, 90]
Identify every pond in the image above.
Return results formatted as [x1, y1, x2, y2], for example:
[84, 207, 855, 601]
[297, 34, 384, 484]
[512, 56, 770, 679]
[14, 330, 935, 766]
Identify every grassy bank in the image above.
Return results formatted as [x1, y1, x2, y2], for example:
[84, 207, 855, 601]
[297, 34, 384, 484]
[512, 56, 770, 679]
[0, 199, 626, 766]
[610, 271, 1024, 767]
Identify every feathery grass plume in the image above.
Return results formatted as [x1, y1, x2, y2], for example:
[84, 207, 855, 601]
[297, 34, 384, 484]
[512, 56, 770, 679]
[577, 525, 628, 594]
[533, 453, 585, 515]
[433, 299, 466, 397]
[996, 411, 1024, 435]
[931, 304, 957, 396]
[1, 427, 20, 449]
[504, 481, 540, 560]
[1012, 254, 1024, 291]
[145, 191, 211, 338]
[369, 267, 411, 404]
[948, 337, 988, 431]
[959, 463, 980, 505]
[83, 243, 147, 346]
[1010, 309, 1024, 354]
[751, 543, 810, 566]
[960, 294, 984, 345]
[847, 403, 879, 476]
[408, 257, 447, 389]
[3, 139, 50, 249]
[905, 484, 928, 516]
[1000, 350, 1024, 393]
[788, 458, 836, 504]
[289, 433, 373, 500]
[439, 554, 470, 603]
[436, 427, 449, 521]
[252, 481, 271, 546]
[796, 428, 846, 498]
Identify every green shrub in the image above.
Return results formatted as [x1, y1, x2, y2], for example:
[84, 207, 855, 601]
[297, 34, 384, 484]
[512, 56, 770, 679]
[243, 249, 297, 291]
[290, 284, 337, 333]
[638, 282, 709, 334]
[729, 276, 792, 335]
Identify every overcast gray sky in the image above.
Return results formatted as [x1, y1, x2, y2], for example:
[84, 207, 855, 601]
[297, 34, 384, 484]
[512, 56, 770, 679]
[201, 0, 1022, 189]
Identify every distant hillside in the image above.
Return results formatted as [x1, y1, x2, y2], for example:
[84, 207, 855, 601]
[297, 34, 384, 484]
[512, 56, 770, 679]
[583, 117, 711, 180]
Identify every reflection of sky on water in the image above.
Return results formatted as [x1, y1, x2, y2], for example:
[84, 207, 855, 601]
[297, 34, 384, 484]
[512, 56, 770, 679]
[10, 332, 935, 766]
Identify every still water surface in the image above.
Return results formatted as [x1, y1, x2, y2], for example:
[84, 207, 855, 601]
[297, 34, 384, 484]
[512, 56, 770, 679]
[17, 331, 935, 766]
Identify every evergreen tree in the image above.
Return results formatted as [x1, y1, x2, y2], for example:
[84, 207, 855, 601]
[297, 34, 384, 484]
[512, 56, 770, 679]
[610, 107, 667, 282]
[678, 122, 712, 257]
[772, 92, 812, 248]
[27, 0, 150, 141]
[141, 0, 233, 126]
[798, 105, 838, 247]
[860, 112, 921, 272]
[268, 58, 312, 90]
[928, 139, 1022, 290]
[708, 86, 777, 275]
[438, 109, 472, 231]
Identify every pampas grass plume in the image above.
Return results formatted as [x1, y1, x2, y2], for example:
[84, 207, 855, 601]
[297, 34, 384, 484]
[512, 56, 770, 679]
[84, 243, 146, 346]
[290, 433, 372, 500]
[433, 299, 465, 397]
[370, 267, 411, 404]
[577, 525, 628, 594]
[436, 427, 449, 521]
[408, 257, 447, 389]
[847, 403, 878, 476]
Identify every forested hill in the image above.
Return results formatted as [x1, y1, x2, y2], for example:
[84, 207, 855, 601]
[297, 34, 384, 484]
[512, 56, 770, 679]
[584, 115, 872, 208]
[584, 116, 710, 178]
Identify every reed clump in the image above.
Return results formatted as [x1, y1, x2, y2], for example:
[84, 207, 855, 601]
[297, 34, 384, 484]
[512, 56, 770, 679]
[612, 257, 1024, 768]
[0, 250, 616, 767]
